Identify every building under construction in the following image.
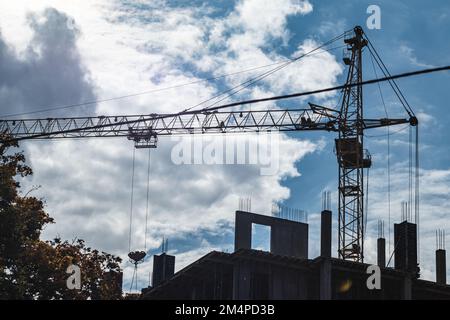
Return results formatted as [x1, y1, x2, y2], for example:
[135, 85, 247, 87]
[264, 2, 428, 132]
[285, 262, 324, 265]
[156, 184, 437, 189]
[142, 210, 450, 300]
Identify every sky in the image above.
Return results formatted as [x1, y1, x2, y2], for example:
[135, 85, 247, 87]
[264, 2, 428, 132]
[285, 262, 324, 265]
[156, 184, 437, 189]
[0, 0, 449, 291]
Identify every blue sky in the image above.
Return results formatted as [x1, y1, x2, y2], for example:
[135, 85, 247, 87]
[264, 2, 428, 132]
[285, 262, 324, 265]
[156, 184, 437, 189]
[281, 0, 450, 252]
[1, 0, 449, 290]
[274, 0, 450, 209]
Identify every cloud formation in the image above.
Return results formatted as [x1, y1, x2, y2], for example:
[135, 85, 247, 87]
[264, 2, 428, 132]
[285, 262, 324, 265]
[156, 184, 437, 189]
[0, 8, 95, 117]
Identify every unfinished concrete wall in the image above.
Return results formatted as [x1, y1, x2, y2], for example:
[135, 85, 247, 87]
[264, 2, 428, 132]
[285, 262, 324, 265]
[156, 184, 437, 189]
[377, 238, 386, 267]
[436, 249, 447, 285]
[320, 210, 332, 258]
[234, 211, 308, 259]
[394, 221, 418, 274]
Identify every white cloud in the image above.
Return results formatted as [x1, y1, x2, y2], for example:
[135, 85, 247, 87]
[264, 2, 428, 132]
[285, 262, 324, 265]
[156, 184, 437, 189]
[231, 0, 312, 45]
[416, 111, 435, 127]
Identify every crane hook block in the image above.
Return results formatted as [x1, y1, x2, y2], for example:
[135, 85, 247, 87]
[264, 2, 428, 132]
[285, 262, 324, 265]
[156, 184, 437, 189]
[128, 250, 146, 264]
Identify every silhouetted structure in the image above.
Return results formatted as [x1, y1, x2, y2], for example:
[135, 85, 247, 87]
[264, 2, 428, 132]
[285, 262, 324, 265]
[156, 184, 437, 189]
[436, 229, 446, 285]
[142, 211, 450, 300]
[394, 221, 419, 276]
[152, 253, 175, 287]
[321, 210, 332, 258]
[235, 211, 308, 259]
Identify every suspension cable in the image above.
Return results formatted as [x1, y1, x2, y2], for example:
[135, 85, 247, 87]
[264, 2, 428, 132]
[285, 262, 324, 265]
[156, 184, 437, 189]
[387, 238, 400, 267]
[364, 35, 415, 117]
[7, 65, 449, 144]
[144, 148, 151, 251]
[183, 31, 349, 113]
[364, 167, 370, 240]
[387, 122, 391, 254]
[0, 45, 346, 119]
[129, 264, 140, 293]
[415, 125, 420, 262]
[364, 124, 409, 138]
[192, 65, 449, 114]
[135, 266, 139, 292]
[128, 147, 136, 253]
[129, 265, 136, 292]
[409, 126, 413, 221]
[369, 51, 392, 255]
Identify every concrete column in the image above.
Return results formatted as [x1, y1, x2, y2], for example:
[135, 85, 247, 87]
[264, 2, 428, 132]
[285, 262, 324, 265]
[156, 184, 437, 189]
[436, 249, 447, 285]
[394, 221, 417, 273]
[377, 238, 386, 268]
[234, 212, 252, 251]
[320, 210, 332, 300]
[320, 210, 332, 258]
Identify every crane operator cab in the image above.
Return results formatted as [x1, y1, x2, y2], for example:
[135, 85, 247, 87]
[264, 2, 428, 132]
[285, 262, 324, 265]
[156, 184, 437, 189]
[335, 138, 372, 169]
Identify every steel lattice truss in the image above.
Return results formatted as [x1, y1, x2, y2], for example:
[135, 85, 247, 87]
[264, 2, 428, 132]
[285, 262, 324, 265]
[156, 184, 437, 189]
[0, 108, 408, 142]
[336, 27, 368, 262]
[0, 108, 338, 141]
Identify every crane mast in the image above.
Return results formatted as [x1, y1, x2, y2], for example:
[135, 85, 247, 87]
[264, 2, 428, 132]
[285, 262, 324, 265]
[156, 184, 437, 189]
[335, 26, 369, 262]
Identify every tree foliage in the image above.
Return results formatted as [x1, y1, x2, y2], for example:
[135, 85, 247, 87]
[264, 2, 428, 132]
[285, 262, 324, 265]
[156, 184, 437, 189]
[0, 135, 122, 299]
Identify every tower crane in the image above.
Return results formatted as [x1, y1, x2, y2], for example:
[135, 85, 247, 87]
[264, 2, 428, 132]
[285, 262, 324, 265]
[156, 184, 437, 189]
[0, 26, 427, 262]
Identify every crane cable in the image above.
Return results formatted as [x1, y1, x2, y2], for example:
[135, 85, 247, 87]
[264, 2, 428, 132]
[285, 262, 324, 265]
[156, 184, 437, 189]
[127, 147, 152, 292]
[409, 126, 413, 223]
[387, 116, 391, 257]
[415, 125, 420, 262]
[128, 146, 137, 293]
[182, 31, 349, 114]
[129, 263, 138, 292]
[0, 44, 346, 119]
[190, 65, 449, 114]
[364, 35, 415, 117]
[366, 37, 421, 265]
[364, 167, 370, 243]
[144, 148, 151, 251]
[4, 65, 449, 144]
[364, 125, 408, 138]
[408, 124, 421, 262]
[368, 50, 392, 256]
[128, 147, 136, 253]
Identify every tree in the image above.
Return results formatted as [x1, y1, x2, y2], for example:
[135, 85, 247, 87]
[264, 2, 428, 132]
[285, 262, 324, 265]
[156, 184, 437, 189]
[0, 135, 122, 299]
